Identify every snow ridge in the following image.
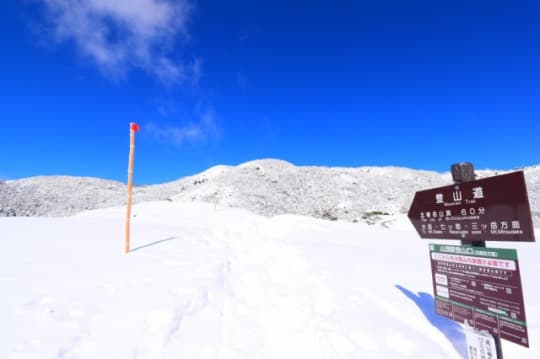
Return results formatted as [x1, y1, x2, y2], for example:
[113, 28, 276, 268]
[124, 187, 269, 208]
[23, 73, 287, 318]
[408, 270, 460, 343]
[1, 159, 539, 225]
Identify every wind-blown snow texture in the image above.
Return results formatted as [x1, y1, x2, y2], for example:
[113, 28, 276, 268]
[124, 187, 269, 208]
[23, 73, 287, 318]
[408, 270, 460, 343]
[1, 159, 539, 225]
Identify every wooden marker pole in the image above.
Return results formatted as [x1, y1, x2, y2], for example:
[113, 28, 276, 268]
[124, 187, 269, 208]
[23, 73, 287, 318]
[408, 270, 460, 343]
[125, 122, 140, 254]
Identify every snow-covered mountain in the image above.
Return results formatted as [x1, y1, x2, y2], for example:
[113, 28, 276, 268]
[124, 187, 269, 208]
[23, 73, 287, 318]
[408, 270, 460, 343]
[1, 159, 539, 225]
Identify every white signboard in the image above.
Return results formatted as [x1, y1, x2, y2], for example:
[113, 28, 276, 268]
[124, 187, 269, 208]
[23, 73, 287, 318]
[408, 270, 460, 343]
[465, 323, 498, 359]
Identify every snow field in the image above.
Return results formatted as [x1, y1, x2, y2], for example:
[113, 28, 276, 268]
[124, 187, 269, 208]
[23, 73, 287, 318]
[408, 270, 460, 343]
[1, 201, 538, 358]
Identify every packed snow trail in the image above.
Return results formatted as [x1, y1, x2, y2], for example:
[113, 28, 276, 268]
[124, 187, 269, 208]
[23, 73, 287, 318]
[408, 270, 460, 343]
[1, 202, 538, 358]
[215, 215, 349, 357]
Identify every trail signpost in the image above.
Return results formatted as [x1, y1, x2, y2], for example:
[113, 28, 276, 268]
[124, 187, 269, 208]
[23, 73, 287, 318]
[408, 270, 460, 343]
[408, 171, 535, 243]
[408, 162, 536, 358]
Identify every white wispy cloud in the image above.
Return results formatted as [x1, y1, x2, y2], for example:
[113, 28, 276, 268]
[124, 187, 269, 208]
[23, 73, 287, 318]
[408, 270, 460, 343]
[38, 0, 194, 83]
[146, 109, 219, 145]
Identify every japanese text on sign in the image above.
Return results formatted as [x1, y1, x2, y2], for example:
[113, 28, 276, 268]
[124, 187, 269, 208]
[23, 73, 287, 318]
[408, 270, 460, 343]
[408, 171, 535, 242]
[429, 244, 529, 348]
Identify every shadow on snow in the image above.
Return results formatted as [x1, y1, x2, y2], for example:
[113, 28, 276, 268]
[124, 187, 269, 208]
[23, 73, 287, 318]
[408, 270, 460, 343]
[130, 237, 177, 252]
[395, 284, 467, 359]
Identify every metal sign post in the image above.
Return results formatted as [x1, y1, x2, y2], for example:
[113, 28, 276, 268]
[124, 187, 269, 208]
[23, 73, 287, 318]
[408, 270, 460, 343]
[451, 163, 483, 247]
[450, 163, 504, 359]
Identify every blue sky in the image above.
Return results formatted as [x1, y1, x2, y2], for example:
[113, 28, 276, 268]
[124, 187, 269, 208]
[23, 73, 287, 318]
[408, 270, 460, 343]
[1, 0, 539, 184]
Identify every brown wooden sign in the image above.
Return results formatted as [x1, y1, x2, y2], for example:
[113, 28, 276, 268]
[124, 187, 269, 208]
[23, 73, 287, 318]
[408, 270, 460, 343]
[408, 171, 535, 242]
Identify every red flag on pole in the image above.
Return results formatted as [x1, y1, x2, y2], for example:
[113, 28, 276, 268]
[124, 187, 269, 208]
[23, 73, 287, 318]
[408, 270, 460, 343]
[131, 123, 140, 132]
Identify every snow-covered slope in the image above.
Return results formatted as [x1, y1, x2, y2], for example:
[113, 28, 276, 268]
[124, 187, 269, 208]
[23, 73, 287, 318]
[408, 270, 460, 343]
[0, 176, 126, 217]
[1, 160, 539, 225]
[1, 202, 538, 358]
